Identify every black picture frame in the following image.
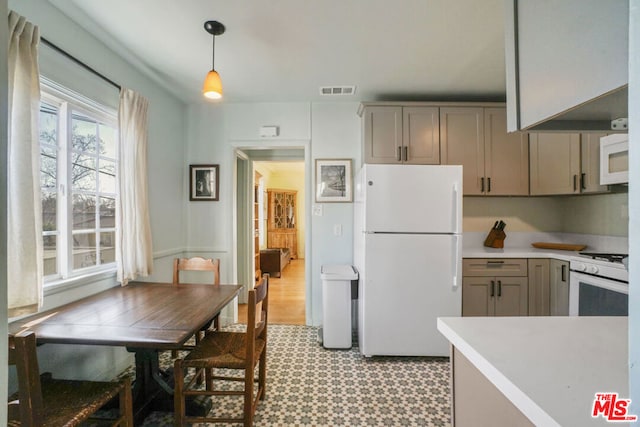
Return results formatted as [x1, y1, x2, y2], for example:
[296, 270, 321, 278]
[189, 164, 219, 201]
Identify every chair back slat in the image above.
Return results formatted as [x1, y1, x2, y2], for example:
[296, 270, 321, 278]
[246, 274, 269, 364]
[8, 331, 44, 426]
[173, 257, 220, 285]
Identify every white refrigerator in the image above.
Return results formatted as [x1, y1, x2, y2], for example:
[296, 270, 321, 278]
[353, 164, 462, 357]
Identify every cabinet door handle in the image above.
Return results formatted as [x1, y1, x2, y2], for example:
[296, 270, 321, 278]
[481, 177, 485, 193]
[561, 264, 567, 282]
[404, 146, 408, 162]
[397, 147, 402, 162]
[487, 260, 504, 265]
[573, 174, 577, 191]
[490, 280, 495, 297]
[498, 280, 502, 297]
[581, 173, 586, 190]
[487, 177, 491, 193]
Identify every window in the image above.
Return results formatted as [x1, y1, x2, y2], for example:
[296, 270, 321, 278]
[39, 80, 118, 283]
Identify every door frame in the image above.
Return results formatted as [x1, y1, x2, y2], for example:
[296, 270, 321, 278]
[232, 140, 312, 325]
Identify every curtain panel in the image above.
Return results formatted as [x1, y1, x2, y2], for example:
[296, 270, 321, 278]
[116, 88, 153, 284]
[7, 11, 43, 316]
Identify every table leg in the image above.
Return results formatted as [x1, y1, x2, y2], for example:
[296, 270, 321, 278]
[127, 347, 212, 426]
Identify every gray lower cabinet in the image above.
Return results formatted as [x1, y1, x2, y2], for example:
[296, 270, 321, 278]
[462, 259, 528, 317]
[550, 259, 570, 316]
[528, 259, 550, 316]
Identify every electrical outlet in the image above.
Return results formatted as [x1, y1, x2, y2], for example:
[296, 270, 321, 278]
[312, 205, 323, 216]
[333, 224, 342, 236]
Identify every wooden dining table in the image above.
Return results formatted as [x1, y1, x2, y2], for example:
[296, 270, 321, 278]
[8, 280, 243, 425]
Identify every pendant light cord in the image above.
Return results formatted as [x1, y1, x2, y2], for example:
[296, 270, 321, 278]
[211, 34, 216, 71]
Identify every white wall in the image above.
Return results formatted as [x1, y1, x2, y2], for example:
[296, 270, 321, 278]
[628, 0, 639, 413]
[7, 0, 188, 383]
[1, 0, 9, 422]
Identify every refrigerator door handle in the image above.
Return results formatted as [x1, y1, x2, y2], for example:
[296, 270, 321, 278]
[452, 234, 462, 289]
[452, 183, 459, 233]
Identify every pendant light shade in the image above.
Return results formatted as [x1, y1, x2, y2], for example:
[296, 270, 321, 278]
[202, 20, 225, 100]
[203, 70, 223, 99]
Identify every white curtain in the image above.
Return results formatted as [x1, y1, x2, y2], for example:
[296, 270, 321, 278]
[116, 88, 153, 285]
[7, 11, 43, 317]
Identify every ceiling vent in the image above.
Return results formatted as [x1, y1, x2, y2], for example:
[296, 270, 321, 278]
[319, 86, 356, 96]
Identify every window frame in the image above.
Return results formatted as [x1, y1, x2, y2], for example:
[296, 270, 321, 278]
[40, 78, 119, 287]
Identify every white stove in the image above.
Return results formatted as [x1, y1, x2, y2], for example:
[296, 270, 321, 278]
[569, 252, 628, 316]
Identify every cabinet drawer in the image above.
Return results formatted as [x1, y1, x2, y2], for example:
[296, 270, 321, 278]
[462, 258, 528, 277]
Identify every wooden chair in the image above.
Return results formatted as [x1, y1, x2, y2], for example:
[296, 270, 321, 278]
[174, 273, 269, 427]
[8, 331, 133, 427]
[172, 257, 221, 358]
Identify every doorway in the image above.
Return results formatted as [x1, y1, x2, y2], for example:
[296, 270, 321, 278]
[233, 144, 311, 326]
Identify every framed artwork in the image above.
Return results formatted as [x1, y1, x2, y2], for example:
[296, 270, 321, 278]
[189, 164, 219, 201]
[315, 159, 352, 202]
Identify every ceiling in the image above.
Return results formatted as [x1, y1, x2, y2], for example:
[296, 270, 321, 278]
[49, 0, 508, 105]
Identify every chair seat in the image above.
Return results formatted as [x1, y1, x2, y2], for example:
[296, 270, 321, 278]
[184, 332, 266, 370]
[9, 378, 126, 427]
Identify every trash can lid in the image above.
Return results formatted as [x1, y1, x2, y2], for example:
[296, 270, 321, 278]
[321, 265, 358, 280]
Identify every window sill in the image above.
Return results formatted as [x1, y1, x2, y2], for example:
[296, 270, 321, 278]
[44, 267, 118, 297]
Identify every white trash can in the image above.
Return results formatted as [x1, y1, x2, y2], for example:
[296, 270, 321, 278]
[321, 265, 358, 349]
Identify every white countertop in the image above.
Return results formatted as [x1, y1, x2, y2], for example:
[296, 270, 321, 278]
[462, 245, 577, 261]
[437, 316, 629, 426]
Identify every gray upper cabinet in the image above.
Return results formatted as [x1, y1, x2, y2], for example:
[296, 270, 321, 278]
[442, 107, 529, 196]
[505, 0, 629, 132]
[530, 132, 609, 195]
[361, 105, 439, 165]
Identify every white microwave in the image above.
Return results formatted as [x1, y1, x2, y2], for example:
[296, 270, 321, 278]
[600, 133, 629, 185]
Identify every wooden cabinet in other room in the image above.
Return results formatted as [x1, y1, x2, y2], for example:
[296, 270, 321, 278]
[462, 258, 528, 317]
[529, 132, 609, 195]
[267, 189, 298, 259]
[441, 107, 529, 196]
[361, 105, 440, 165]
[550, 259, 570, 316]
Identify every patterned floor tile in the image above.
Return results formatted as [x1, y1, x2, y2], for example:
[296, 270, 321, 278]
[135, 324, 451, 426]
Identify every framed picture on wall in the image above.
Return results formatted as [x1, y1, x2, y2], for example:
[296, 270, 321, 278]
[315, 159, 352, 202]
[189, 164, 219, 201]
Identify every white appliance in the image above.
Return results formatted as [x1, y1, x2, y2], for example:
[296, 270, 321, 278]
[600, 133, 628, 185]
[353, 164, 462, 357]
[569, 252, 628, 316]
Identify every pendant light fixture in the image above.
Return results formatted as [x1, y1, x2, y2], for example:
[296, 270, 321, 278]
[202, 20, 225, 100]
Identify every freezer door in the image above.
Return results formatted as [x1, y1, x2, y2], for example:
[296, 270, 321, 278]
[362, 164, 462, 233]
[359, 233, 462, 357]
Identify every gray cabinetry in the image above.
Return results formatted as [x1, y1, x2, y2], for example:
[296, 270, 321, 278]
[550, 259, 570, 316]
[361, 105, 440, 165]
[462, 259, 528, 317]
[442, 107, 528, 196]
[530, 133, 609, 195]
[528, 259, 550, 316]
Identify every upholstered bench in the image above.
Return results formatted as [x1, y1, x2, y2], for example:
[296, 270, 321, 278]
[260, 248, 291, 277]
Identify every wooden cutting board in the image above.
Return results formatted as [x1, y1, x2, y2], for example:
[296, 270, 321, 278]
[531, 242, 587, 251]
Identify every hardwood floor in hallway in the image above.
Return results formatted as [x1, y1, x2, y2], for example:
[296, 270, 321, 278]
[238, 259, 306, 325]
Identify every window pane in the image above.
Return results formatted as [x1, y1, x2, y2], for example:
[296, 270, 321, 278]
[72, 194, 96, 230]
[72, 154, 97, 191]
[72, 113, 97, 153]
[40, 146, 57, 189]
[39, 104, 58, 146]
[73, 232, 97, 269]
[99, 196, 116, 228]
[42, 192, 57, 232]
[99, 124, 116, 158]
[99, 160, 116, 193]
[43, 235, 57, 276]
[100, 231, 115, 264]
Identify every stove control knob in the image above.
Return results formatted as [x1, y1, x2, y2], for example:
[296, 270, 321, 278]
[587, 265, 599, 274]
[575, 263, 587, 272]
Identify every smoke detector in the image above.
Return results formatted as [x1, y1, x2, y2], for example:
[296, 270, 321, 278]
[319, 86, 356, 96]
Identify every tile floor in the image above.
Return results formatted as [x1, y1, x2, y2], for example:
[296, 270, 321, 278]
[134, 324, 451, 426]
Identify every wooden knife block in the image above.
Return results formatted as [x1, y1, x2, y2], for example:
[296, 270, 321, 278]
[484, 229, 506, 248]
